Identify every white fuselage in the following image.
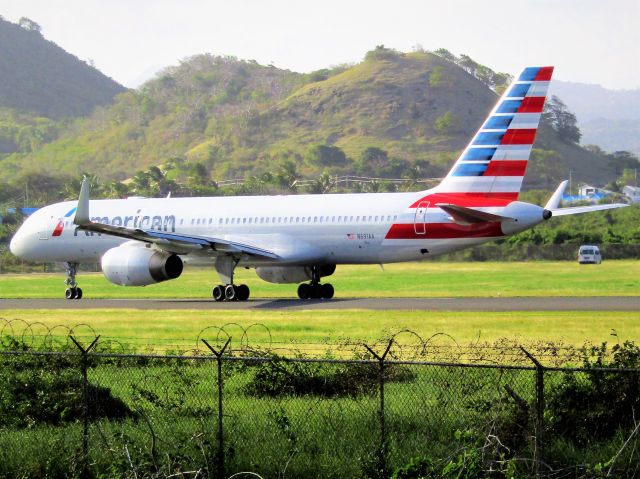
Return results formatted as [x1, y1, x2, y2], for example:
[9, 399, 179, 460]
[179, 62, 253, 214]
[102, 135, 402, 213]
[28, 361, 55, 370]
[10, 187, 526, 267]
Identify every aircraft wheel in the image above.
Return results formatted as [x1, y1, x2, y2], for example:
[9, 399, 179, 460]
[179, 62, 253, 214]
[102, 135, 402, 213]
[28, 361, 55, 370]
[297, 283, 310, 300]
[75, 287, 83, 300]
[65, 288, 76, 300]
[310, 283, 322, 299]
[236, 284, 250, 301]
[212, 285, 225, 302]
[321, 283, 334, 299]
[224, 284, 237, 301]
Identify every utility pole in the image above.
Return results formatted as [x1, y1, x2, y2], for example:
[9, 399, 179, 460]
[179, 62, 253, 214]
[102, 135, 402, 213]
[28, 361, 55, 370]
[569, 170, 572, 197]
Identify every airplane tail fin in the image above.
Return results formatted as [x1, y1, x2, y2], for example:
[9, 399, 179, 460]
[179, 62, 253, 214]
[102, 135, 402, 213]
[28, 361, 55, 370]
[435, 66, 553, 200]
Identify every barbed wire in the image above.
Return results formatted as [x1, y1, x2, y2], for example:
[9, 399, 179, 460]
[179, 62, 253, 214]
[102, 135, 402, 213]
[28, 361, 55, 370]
[0, 317, 609, 366]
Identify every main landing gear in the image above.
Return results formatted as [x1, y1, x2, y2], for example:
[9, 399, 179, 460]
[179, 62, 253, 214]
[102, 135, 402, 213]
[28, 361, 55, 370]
[212, 256, 250, 302]
[212, 283, 250, 302]
[64, 262, 83, 300]
[297, 265, 334, 300]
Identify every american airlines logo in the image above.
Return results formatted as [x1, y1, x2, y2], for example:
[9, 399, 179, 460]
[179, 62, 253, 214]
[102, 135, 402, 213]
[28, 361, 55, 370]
[53, 208, 177, 236]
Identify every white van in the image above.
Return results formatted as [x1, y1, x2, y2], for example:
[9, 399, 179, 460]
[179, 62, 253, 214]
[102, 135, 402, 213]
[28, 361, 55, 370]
[578, 245, 602, 264]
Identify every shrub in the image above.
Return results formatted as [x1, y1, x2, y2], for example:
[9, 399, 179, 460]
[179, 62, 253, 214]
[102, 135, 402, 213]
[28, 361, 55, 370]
[547, 341, 640, 443]
[244, 357, 415, 398]
[0, 354, 132, 427]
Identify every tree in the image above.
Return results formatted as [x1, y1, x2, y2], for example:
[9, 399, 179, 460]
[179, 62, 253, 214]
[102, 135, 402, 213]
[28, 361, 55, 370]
[306, 145, 348, 167]
[364, 45, 400, 62]
[542, 96, 581, 144]
[457, 54, 478, 75]
[607, 151, 639, 175]
[434, 111, 460, 133]
[433, 48, 457, 63]
[429, 66, 452, 88]
[356, 147, 388, 176]
[18, 17, 42, 34]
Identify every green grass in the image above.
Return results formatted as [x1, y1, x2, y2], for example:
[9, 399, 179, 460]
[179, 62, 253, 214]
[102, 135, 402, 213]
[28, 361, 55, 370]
[1, 309, 637, 351]
[1, 260, 638, 299]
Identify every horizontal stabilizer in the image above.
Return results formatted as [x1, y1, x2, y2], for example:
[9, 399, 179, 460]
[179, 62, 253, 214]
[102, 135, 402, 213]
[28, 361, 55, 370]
[436, 203, 512, 225]
[550, 203, 628, 217]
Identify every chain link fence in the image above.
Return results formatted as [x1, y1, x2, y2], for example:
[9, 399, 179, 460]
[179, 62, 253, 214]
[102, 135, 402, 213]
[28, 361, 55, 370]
[0, 341, 639, 478]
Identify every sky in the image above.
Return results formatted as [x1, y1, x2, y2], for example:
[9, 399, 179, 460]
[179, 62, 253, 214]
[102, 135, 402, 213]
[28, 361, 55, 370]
[1, 0, 639, 90]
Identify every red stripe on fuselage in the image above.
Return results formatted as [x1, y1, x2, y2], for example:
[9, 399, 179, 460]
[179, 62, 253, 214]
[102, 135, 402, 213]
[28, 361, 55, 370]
[409, 192, 518, 208]
[385, 222, 504, 240]
[501, 129, 537, 145]
[517, 97, 545, 113]
[483, 160, 528, 177]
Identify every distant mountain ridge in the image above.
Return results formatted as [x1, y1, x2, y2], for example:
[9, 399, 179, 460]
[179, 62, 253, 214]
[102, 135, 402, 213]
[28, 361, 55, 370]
[549, 80, 640, 154]
[0, 17, 126, 119]
[549, 80, 640, 121]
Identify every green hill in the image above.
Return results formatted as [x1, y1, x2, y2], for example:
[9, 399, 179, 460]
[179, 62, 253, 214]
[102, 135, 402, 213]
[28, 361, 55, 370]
[0, 47, 621, 190]
[0, 17, 126, 119]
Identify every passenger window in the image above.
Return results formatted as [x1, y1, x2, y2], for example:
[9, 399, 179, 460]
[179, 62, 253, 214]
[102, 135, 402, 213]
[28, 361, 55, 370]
[368, 216, 372, 222]
[393, 215, 397, 221]
[313, 216, 317, 222]
[375, 216, 378, 222]
[243, 218, 247, 224]
[248, 218, 252, 224]
[266, 218, 270, 223]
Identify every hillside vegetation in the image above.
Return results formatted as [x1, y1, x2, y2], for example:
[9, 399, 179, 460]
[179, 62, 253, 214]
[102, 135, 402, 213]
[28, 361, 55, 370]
[0, 17, 126, 119]
[0, 46, 624, 190]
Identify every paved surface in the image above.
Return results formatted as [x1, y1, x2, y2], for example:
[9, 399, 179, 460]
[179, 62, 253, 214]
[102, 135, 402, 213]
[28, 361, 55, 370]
[0, 297, 637, 311]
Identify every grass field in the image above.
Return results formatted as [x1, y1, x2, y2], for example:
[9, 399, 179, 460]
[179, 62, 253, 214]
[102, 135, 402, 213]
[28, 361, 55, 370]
[1, 309, 637, 352]
[1, 260, 637, 352]
[1, 260, 638, 299]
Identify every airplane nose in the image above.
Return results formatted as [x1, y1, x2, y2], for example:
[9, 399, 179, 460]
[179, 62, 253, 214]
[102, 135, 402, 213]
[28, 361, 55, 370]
[9, 229, 25, 257]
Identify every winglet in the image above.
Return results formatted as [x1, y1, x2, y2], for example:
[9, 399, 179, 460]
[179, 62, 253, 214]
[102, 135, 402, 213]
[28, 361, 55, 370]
[545, 180, 568, 210]
[74, 176, 90, 226]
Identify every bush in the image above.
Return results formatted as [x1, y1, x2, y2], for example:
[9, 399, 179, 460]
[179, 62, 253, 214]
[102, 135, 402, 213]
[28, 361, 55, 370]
[0, 354, 132, 427]
[547, 341, 640, 443]
[244, 357, 415, 398]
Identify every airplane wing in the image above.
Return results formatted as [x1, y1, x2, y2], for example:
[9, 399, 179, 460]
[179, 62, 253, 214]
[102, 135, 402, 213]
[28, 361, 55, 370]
[73, 178, 279, 259]
[436, 203, 512, 225]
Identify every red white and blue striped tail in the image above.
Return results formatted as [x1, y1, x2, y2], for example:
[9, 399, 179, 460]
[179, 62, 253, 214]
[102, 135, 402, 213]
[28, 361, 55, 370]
[435, 66, 554, 200]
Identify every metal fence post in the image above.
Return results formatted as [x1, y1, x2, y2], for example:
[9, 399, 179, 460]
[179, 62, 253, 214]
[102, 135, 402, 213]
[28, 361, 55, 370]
[365, 339, 394, 479]
[202, 338, 232, 479]
[521, 347, 545, 478]
[70, 335, 100, 479]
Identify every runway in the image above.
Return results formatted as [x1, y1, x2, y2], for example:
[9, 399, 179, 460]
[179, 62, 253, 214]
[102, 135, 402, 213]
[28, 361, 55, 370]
[0, 297, 637, 311]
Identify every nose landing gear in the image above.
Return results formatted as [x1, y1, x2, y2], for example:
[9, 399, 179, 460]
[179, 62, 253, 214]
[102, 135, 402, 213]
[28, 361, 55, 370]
[64, 262, 83, 300]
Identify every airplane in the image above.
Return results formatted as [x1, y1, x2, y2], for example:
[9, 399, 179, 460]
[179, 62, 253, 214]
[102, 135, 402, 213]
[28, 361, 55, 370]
[9, 66, 628, 301]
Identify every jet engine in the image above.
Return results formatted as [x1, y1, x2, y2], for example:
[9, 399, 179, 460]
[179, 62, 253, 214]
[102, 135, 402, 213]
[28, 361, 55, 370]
[101, 242, 183, 286]
[255, 264, 335, 284]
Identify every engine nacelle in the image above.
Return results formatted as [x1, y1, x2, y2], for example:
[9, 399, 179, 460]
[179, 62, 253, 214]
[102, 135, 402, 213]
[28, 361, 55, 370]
[101, 243, 183, 286]
[256, 264, 336, 284]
